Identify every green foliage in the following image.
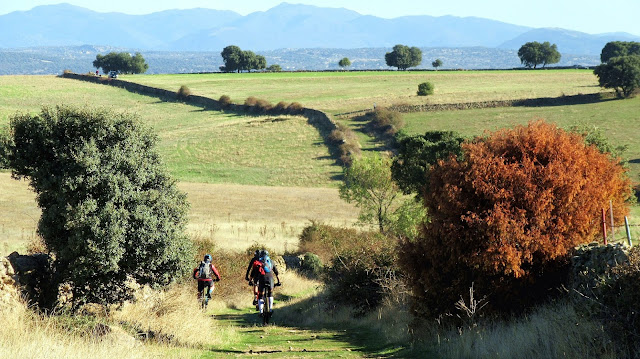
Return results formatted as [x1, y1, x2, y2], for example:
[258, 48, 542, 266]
[339, 153, 401, 232]
[600, 41, 640, 63]
[220, 46, 266, 73]
[517, 41, 561, 69]
[3, 106, 193, 309]
[220, 45, 243, 73]
[365, 108, 405, 136]
[417, 81, 434, 96]
[176, 85, 191, 101]
[266, 64, 282, 72]
[338, 57, 351, 68]
[385, 198, 426, 240]
[594, 55, 640, 98]
[431, 59, 443, 69]
[385, 44, 422, 70]
[300, 252, 323, 278]
[92, 52, 149, 74]
[391, 131, 465, 195]
[568, 123, 628, 159]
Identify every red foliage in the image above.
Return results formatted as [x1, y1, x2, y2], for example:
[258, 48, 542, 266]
[400, 121, 632, 317]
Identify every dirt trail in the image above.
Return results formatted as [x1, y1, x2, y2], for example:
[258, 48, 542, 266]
[202, 307, 384, 358]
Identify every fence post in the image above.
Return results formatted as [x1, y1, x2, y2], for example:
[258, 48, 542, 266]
[625, 216, 633, 247]
[602, 208, 608, 245]
[609, 200, 615, 241]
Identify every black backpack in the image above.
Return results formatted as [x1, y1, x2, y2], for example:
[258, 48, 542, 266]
[198, 261, 212, 279]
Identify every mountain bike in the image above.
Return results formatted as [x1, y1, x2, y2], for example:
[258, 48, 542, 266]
[260, 282, 281, 325]
[199, 280, 218, 310]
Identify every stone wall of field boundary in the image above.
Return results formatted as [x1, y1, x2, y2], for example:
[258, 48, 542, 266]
[388, 93, 604, 113]
[61, 72, 345, 160]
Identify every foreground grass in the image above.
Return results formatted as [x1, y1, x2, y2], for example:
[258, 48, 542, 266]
[126, 69, 602, 114]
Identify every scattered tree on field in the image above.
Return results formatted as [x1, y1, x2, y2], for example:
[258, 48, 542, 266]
[338, 57, 351, 69]
[385, 44, 422, 70]
[267, 64, 282, 72]
[391, 131, 465, 195]
[0, 106, 193, 309]
[594, 55, 640, 98]
[431, 59, 443, 70]
[399, 121, 632, 317]
[416, 81, 435, 96]
[517, 41, 561, 69]
[93, 52, 149, 74]
[220, 46, 267, 73]
[339, 153, 401, 232]
[600, 41, 640, 63]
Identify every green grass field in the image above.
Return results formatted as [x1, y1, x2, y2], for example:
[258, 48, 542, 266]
[125, 69, 603, 114]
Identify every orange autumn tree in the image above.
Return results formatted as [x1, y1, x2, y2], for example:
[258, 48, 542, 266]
[399, 121, 632, 317]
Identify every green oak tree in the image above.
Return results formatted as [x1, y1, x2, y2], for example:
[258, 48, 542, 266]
[600, 41, 640, 63]
[93, 52, 148, 74]
[339, 57, 351, 69]
[385, 44, 422, 70]
[517, 41, 561, 69]
[0, 106, 193, 309]
[594, 55, 640, 98]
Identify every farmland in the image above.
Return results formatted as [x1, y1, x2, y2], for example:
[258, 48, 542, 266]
[2, 70, 640, 358]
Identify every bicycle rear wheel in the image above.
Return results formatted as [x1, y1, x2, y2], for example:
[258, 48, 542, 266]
[262, 296, 271, 325]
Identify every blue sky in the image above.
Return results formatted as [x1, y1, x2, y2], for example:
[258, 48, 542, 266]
[2, 1, 639, 36]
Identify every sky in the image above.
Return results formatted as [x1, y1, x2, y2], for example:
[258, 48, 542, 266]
[1, 0, 639, 36]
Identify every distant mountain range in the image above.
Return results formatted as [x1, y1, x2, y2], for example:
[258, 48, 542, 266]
[1, 2, 639, 55]
[0, 2, 638, 74]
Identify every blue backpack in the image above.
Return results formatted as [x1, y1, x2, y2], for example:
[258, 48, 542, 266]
[261, 256, 273, 274]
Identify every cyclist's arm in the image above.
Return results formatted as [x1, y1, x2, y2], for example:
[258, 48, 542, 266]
[210, 263, 221, 281]
[244, 260, 253, 281]
[192, 268, 198, 279]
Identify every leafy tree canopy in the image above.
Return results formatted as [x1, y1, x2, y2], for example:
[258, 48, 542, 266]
[385, 44, 422, 70]
[600, 41, 640, 63]
[338, 57, 351, 68]
[220, 45, 267, 73]
[93, 52, 148, 74]
[517, 41, 561, 69]
[391, 131, 465, 195]
[432, 59, 443, 69]
[339, 153, 400, 232]
[1, 106, 193, 309]
[594, 55, 640, 98]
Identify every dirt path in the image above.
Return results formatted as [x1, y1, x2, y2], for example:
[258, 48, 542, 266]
[201, 306, 403, 358]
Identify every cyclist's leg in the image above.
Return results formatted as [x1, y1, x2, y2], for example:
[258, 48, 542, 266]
[266, 274, 274, 313]
[197, 280, 205, 299]
[257, 276, 266, 313]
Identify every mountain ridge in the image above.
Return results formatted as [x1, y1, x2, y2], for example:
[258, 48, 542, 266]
[1, 2, 638, 55]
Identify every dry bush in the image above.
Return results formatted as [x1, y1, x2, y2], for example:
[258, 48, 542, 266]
[274, 101, 289, 113]
[400, 120, 632, 318]
[287, 102, 304, 115]
[254, 99, 273, 113]
[244, 96, 258, 107]
[176, 85, 191, 101]
[218, 95, 232, 107]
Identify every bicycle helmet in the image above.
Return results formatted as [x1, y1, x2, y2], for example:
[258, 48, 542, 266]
[254, 250, 261, 258]
[204, 254, 212, 262]
[261, 250, 269, 258]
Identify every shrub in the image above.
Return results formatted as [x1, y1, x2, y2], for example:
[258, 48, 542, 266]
[218, 95, 232, 108]
[254, 99, 273, 113]
[274, 101, 289, 113]
[287, 102, 304, 115]
[364, 108, 405, 136]
[417, 81, 435, 96]
[399, 120, 632, 318]
[176, 85, 191, 101]
[244, 96, 258, 107]
[300, 252, 323, 278]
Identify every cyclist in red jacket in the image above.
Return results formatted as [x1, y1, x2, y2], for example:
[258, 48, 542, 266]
[193, 254, 221, 300]
[244, 250, 262, 305]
